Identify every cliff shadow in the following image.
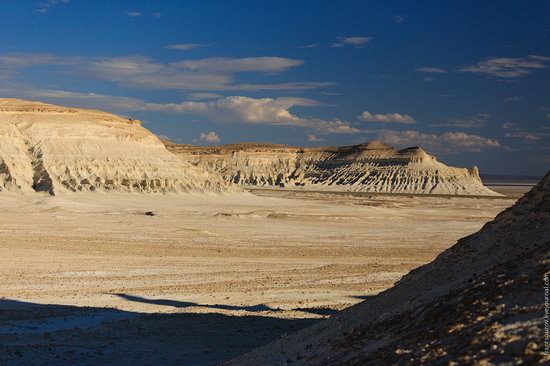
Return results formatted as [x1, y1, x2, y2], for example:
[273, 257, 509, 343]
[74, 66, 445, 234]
[0, 298, 319, 366]
[113, 293, 283, 313]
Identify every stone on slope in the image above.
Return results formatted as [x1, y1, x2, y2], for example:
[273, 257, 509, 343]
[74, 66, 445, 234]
[0, 99, 228, 194]
[166, 141, 498, 196]
[225, 173, 550, 365]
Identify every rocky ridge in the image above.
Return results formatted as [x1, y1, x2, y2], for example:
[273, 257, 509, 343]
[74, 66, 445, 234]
[0, 99, 228, 194]
[166, 141, 498, 196]
[225, 173, 550, 365]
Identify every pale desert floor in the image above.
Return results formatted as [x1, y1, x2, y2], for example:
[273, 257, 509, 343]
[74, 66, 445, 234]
[0, 187, 524, 365]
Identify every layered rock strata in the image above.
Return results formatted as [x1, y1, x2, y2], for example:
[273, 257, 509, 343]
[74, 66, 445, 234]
[0, 99, 228, 194]
[166, 141, 498, 196]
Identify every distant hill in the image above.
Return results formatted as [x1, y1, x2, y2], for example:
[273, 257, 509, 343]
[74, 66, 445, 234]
[165, 141, 500, 196]
[481, 174, 544, 185]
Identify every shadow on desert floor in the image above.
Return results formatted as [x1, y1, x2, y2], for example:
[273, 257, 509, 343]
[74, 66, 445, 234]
[0, 298, 320, 365]
[113, 293, 284, 313]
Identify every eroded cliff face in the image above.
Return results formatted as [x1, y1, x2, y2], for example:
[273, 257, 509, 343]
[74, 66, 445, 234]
[0, 99, 229, 194]
[166, 141, 499, 196]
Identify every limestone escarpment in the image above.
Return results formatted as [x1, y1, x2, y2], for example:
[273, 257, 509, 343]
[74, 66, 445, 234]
[165, 141, 498, 196]
[0, 99, 229, 194]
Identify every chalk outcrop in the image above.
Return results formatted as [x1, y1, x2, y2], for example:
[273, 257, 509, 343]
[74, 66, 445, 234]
[0, 99, 228, 194]
[225, 173, 550, 365]
[166, 141, 498, 196]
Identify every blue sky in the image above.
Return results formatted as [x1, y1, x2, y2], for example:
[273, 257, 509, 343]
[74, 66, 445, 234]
[0, 1, 549, 175]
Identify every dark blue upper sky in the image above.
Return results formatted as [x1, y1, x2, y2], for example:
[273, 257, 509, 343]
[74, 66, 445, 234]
[1, 0, 549, 175]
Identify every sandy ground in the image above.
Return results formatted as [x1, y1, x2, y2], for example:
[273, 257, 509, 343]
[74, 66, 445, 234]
[0, 189, 521, 365]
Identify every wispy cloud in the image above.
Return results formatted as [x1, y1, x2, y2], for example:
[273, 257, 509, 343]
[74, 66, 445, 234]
[37, 0, 70, 13]
[393, 15, 406, 24]
[460, 55, 550, 79]
[167, 43, 206, 51]
[500, 122, 550, 144]
[375, 130, 502, 153]
[173, 57, 303, 74]
[0, 53, 60, 75]
[331, 36, 372, 48]
[360, 111, 416, 124]
[0, 53, 332, 92]
[299, 44, 318, 49]
[0, 84, 147, 112]
[502, 122, 519, 130]
[415, 67, 447, 74]
[432, 113, 490, 128]
[187, 92, 224, 100]
[126, 11, 143, 17]
[505, 131, 546, 143]
[502, 96, 521, 103]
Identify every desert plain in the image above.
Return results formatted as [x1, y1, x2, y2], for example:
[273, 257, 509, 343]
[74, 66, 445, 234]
[0, 186, 523, 365]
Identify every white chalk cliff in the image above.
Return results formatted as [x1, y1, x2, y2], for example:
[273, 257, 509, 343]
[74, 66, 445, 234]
[0, 99, 228, 194]
[166, 141, 498, 196]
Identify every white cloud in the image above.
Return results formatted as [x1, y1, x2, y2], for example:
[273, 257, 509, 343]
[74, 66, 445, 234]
[141, 96, 360, 133]
[1, 85, 358, 135]
[152, 12, 161, 18]
[315, 119, 360, 134]
[375, 130, 502, 153]
[360, 111, 416, 124]
[502, 96, 521, 103]
[167, 43, 206, 51]
[199, 131, 221, 143]
[142, 96, 317, 122]
[127, 11, 143, 17]
[300, 44, 318, 49]
[0, 53, 331, 92]
[460, 55, 550, 79]
[143, 96, 360, 134]
[331, 36, 372, 48]
[307, 134, 325, 142]
[37, 0, 70, 13]
[145, 97, 360, 134]
[415, 67, 447, 74]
